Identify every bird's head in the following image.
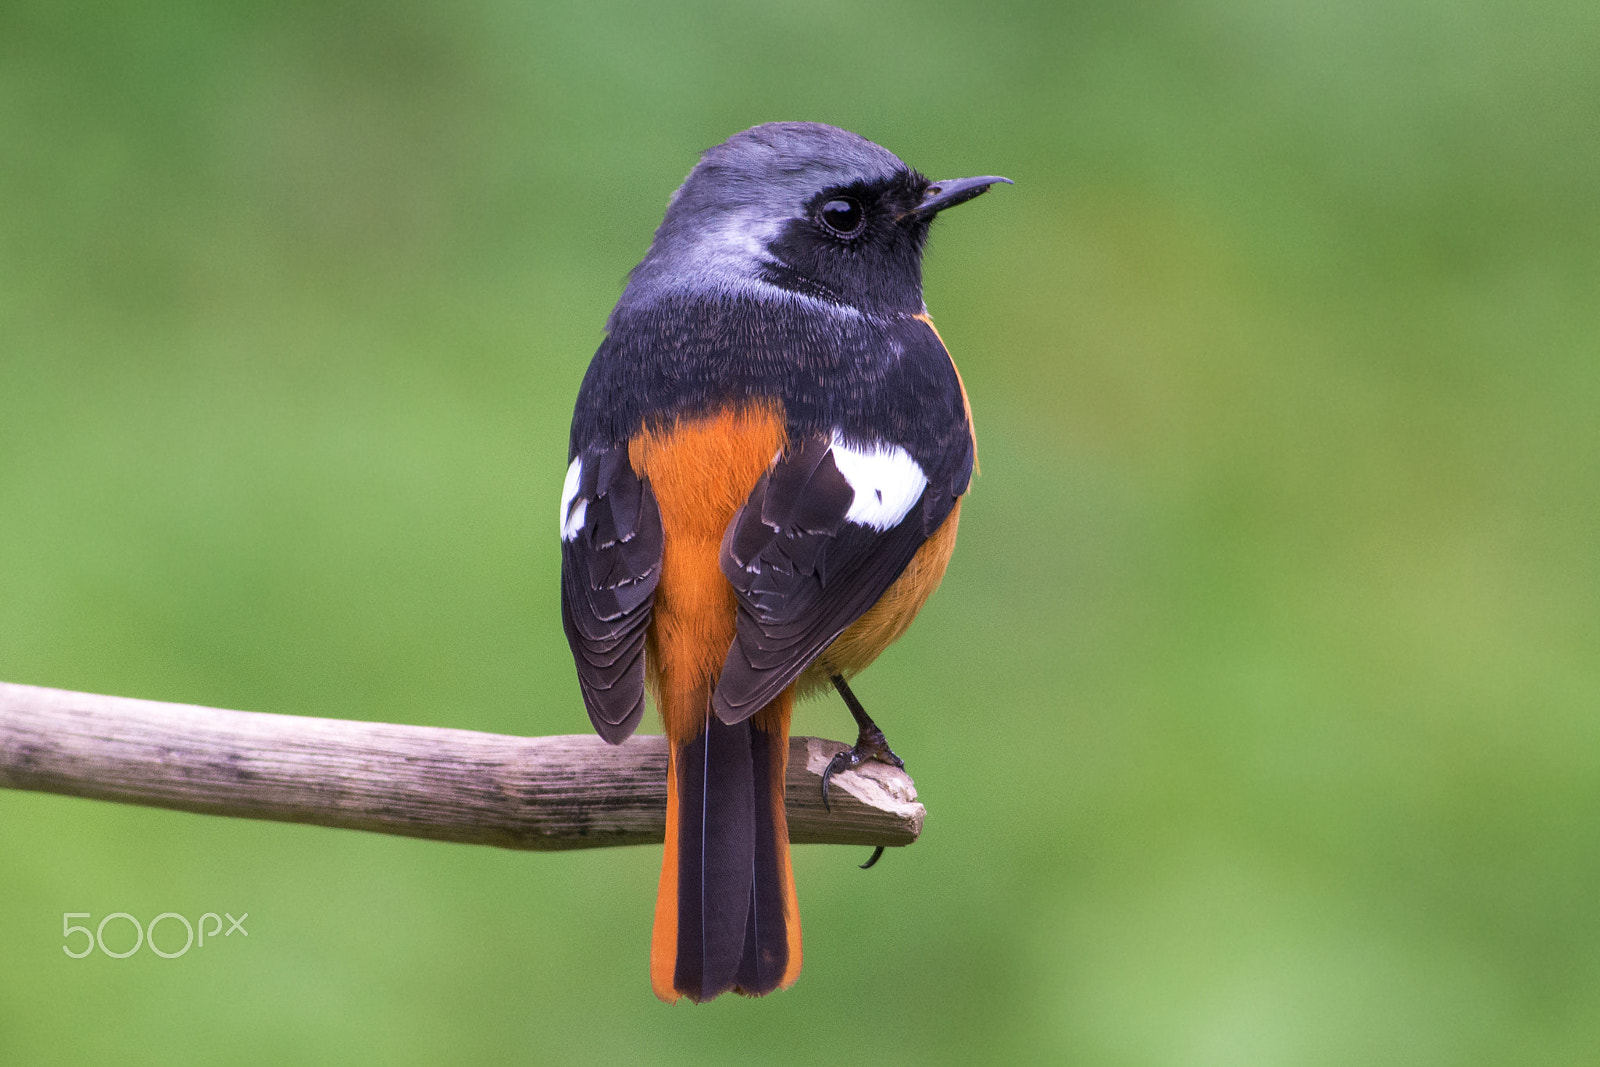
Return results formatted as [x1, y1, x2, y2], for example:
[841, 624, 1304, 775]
[615, 122, 1010, 319]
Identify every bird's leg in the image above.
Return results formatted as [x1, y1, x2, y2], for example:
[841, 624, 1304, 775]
[821, 674, 904, 813]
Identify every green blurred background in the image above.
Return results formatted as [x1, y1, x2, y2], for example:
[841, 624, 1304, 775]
[2, 0, 1597, 1062]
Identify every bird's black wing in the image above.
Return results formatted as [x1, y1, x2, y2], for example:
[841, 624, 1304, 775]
[560, 443, 663, 743]
[712, 432, 966, 724]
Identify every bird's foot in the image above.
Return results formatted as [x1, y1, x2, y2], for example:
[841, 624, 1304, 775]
[825, 697, 902, 812]
[823, 675, 904, 870]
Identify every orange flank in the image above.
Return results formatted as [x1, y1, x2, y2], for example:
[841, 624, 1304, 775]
[802, 500, 962, 691]
[913, 312, 978, 473]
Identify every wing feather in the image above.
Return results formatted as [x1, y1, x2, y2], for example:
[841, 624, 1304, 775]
[712, 435, 954, 724]
[560, 444, 663, 742]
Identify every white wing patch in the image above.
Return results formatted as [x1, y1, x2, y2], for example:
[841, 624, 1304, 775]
[829, 431, 928, 531]
[559, 457, 586, 541]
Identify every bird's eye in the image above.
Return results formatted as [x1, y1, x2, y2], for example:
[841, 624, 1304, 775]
[818, 197, 865, 238]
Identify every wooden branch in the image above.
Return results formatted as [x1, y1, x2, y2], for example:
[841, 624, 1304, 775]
[0, 681, 923, 851]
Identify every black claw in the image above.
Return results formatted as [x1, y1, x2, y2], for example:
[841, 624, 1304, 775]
[820, 746, 864, 813]
[859, 846, 885, 870]
[821, 752, 849, 813]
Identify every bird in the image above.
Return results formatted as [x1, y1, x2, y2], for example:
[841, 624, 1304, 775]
[558, 121, 1008, 1003]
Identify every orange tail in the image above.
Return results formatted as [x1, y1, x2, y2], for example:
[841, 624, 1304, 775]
[652, 693, 801, 1002]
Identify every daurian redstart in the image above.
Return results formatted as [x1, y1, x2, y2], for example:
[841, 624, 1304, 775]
[559, 122, 1008, 1002]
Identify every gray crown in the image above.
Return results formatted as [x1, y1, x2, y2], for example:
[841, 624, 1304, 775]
[614, 123, 911, 316]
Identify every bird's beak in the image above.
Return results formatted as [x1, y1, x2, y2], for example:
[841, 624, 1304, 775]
[912, 175, 1013, 218]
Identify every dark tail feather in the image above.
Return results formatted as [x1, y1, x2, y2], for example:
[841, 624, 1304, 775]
[652, 705, 800, 1002]
[734, 714, 795, 996]
[672, 713, 755, 1001]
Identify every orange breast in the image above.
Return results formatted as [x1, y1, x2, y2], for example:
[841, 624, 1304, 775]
[628, 396, 967, 715]
[629, 402, 788, 742]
